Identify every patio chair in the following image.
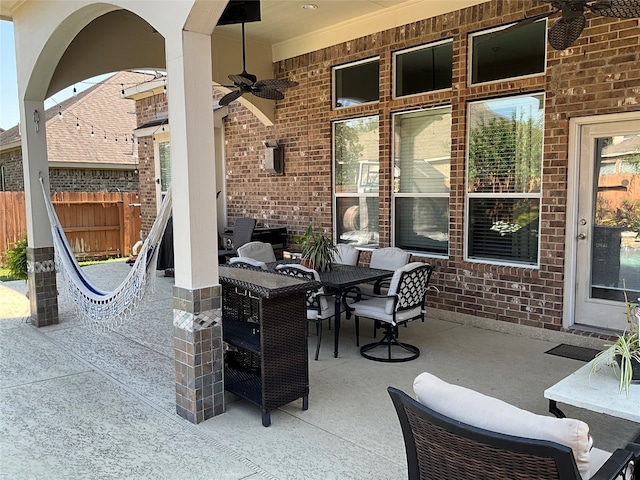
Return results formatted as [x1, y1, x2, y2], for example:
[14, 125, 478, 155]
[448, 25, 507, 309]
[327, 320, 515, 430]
[276, 263, 335, 361]
[334, 244, 360, 266]
[388, 372, 638, 480]
[218, 217, 256, 263]
[352, 262, 433, 362]
[228, 256, 267, 270]
[237, 241, 277, 263]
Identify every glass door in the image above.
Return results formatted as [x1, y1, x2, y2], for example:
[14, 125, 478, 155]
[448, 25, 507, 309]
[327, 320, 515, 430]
[574, 119, 640, 331]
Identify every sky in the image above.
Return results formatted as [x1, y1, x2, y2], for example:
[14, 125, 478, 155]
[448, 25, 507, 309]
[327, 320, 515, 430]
[0, 20, 110, 131]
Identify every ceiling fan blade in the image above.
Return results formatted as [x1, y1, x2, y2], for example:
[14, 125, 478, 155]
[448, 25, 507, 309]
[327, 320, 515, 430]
[251, 88, 285, 101]
[228, 73, 255, 87]
[548, 14, 586, 49]
[253, 78, 299, 90]
[219, 89, 243, 106]
[589, 0, 640, 18]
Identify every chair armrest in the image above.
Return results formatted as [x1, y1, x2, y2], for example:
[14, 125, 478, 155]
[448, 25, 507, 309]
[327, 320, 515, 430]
[589, 448, 634, 480]
[373, 278, 391, 295]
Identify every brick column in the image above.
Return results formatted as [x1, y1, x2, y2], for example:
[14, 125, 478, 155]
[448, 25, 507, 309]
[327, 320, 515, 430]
[27, 246, 58, 327]
[173, 284, 224, 424]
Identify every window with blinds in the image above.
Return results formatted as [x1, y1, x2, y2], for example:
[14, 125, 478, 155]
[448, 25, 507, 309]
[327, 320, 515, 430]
[394, 39, 453, 98]
[392, 107, 451, 255]
[333, 116, 380, 247]
[466, 94, 544, 265]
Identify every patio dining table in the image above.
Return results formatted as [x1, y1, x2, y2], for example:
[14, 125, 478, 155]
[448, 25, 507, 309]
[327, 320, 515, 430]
[269, 261, 394, 358]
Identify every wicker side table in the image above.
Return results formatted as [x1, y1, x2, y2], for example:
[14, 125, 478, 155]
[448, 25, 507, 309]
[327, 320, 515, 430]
[219, 266, 316, 426]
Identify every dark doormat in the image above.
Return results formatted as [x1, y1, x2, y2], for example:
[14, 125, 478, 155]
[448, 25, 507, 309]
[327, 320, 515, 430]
[545, 344, 602, 362]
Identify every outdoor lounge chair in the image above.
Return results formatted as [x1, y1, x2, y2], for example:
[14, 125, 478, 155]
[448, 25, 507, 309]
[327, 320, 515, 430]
[388, 372, 638, 480]
[352, 262, 433, 362]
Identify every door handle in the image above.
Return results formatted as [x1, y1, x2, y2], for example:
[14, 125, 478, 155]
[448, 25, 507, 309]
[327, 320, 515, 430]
[578, 233, 586, 240]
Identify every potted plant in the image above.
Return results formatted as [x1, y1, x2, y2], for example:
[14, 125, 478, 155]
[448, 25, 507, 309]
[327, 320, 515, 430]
[592, 281, 640, 397]
[292, 225, 337, 272]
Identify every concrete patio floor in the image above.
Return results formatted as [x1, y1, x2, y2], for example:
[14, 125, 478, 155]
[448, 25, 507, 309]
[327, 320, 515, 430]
[1, 261, 638, 479]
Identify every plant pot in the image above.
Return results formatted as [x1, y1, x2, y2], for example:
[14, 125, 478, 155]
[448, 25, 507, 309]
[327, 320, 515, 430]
[614, 354, 640, 383]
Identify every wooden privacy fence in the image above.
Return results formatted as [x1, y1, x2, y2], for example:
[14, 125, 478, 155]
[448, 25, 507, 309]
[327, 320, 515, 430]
[1, 191, 142, 260]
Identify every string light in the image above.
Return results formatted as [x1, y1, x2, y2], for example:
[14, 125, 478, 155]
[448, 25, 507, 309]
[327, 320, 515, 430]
[75, 117, 80, 130]
[91, 126, 94, 137]
[73, 86, 77, 97]
[58, 109, 63, 119]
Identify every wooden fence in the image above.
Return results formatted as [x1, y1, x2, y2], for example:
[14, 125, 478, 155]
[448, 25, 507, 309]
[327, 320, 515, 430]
[0, 191, 142, 259]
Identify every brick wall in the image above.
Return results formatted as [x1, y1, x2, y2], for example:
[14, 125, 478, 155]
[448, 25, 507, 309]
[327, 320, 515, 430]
[135, 93, 168, 235]
[217, 0, 640, 333]
[0, 148, 138, 192]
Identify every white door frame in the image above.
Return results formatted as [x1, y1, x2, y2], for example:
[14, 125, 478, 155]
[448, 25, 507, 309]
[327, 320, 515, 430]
[563, 111, 640, 329]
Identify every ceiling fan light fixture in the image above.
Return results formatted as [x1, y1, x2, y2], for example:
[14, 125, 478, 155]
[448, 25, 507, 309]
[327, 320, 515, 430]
[302, 4, 318, 10]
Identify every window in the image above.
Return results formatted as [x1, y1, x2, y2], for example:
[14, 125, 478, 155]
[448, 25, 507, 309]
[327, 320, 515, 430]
[466, 94, 544, 265]
[393, 107, 451, 255]
[394, 40, 453, 97]
[154, 135, 171, 205]
[333, 116, 379, 247]
[333, 58, 379, 108]
[469, 20, 546, 85]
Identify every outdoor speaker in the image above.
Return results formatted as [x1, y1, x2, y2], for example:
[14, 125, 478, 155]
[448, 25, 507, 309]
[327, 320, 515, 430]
[264, 141, 284, 175]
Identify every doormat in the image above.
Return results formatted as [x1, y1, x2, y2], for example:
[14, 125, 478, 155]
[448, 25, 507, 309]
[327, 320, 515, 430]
[545, 344, 601, 362]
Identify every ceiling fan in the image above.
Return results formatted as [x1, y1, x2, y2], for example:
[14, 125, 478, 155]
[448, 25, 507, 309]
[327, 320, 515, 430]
[219, 23, 298, 106]
[497, 0, 640, 50]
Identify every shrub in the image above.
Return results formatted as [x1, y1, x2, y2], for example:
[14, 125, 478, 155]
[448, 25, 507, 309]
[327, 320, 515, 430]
[2, 235, 28, 281]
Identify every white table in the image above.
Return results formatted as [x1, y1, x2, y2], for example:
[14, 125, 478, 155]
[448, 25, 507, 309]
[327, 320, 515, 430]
[544, 350, 640, 423]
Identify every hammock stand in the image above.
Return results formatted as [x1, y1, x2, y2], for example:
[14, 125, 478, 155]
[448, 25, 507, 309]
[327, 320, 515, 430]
[39, 175, 173, 330]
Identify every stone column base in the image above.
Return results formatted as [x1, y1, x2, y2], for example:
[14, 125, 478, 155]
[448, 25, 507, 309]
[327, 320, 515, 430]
[173, 284, 224, 424]
[27, 247, 58, 327]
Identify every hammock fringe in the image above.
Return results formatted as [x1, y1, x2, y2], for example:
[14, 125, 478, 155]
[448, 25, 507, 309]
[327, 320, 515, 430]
[39, 176, 172, 329]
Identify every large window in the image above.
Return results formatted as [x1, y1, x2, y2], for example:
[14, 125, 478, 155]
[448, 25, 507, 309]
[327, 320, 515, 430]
[333, 58, 379, 109]
[466, 94, 544, 265]
[393, 107, 451, 255]
[469, 20, 546, 85]
[333, 116, 379, 247]
[394, 40, 453, 98]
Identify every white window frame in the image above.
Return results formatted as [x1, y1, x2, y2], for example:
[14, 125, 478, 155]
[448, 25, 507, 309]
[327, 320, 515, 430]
[332, 57, 380, 110]
[332, 115, 380, 247]
[391, 106, 452, 258]
[468, 20, 547, 87]
[464, 93, 545, 267]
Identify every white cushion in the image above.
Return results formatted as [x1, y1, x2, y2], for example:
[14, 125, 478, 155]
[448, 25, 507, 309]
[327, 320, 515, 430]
[237, 241, 276, 263]
[413, 372, 598, 479]
[335, 244, 359, 265]
[369, 247, 410, 270]
[351, 297, 421, 325]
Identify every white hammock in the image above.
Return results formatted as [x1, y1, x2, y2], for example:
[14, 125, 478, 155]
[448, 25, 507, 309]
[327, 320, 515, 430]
[39, 175, 172, 329]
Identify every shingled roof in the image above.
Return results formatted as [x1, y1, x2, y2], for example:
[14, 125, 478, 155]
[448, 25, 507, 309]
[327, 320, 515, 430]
[0, 70, 150, 168]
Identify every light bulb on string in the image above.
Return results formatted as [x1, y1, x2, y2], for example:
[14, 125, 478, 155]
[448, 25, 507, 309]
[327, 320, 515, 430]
[58, 109, 63, 119]
[103, 131, 107, 142]
[120, 83, 125, 98]
[75, 117, 80, 130]
[115, 134, 118, 143]
[90, 126, 94, 137]
[144, 139, 148, 147]
[163, 80, 167, 94]
[73, 86, 77, 97]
